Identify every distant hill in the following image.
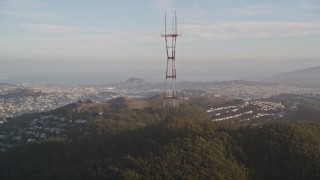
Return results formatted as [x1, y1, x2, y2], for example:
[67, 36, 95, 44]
[125, 77, 149, 86]
[0, 89, 42, 98]
[264, 66, 320, 88]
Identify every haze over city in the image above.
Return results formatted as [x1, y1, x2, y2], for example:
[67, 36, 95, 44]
[1, 0, 320, 84]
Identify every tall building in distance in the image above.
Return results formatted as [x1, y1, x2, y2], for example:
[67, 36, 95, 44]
[161, 12, 181, 108]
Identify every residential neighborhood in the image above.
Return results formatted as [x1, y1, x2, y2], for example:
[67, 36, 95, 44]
[0, 114, 87, 152]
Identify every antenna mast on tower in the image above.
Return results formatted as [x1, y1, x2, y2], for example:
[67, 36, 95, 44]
[161, 12, 181, 108]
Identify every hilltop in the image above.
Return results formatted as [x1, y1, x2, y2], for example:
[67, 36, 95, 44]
[125, 77, 149, 86]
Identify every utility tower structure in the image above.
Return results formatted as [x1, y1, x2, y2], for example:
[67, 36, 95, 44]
[161, 12, 181, 108]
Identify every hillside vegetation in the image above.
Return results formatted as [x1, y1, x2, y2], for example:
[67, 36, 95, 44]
[0, 104, 319, 180]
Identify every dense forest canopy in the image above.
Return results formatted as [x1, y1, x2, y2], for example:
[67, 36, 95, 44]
[0, 104, 319, 179]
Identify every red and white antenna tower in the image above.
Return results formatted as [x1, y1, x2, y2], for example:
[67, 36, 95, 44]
[161, 12, 181, 108]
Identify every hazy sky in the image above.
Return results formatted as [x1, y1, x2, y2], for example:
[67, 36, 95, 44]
[1, 0, 320, 62]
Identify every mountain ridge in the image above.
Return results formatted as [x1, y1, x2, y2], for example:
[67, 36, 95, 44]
[264, 65, 320, 88]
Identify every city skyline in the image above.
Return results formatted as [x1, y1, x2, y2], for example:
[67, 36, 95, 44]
[1, 0, 320, 62]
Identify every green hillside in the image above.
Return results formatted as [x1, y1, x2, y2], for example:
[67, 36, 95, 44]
[0, 104, 319, 179]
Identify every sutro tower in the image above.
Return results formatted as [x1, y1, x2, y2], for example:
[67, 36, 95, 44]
[161, 12, 181, 108]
